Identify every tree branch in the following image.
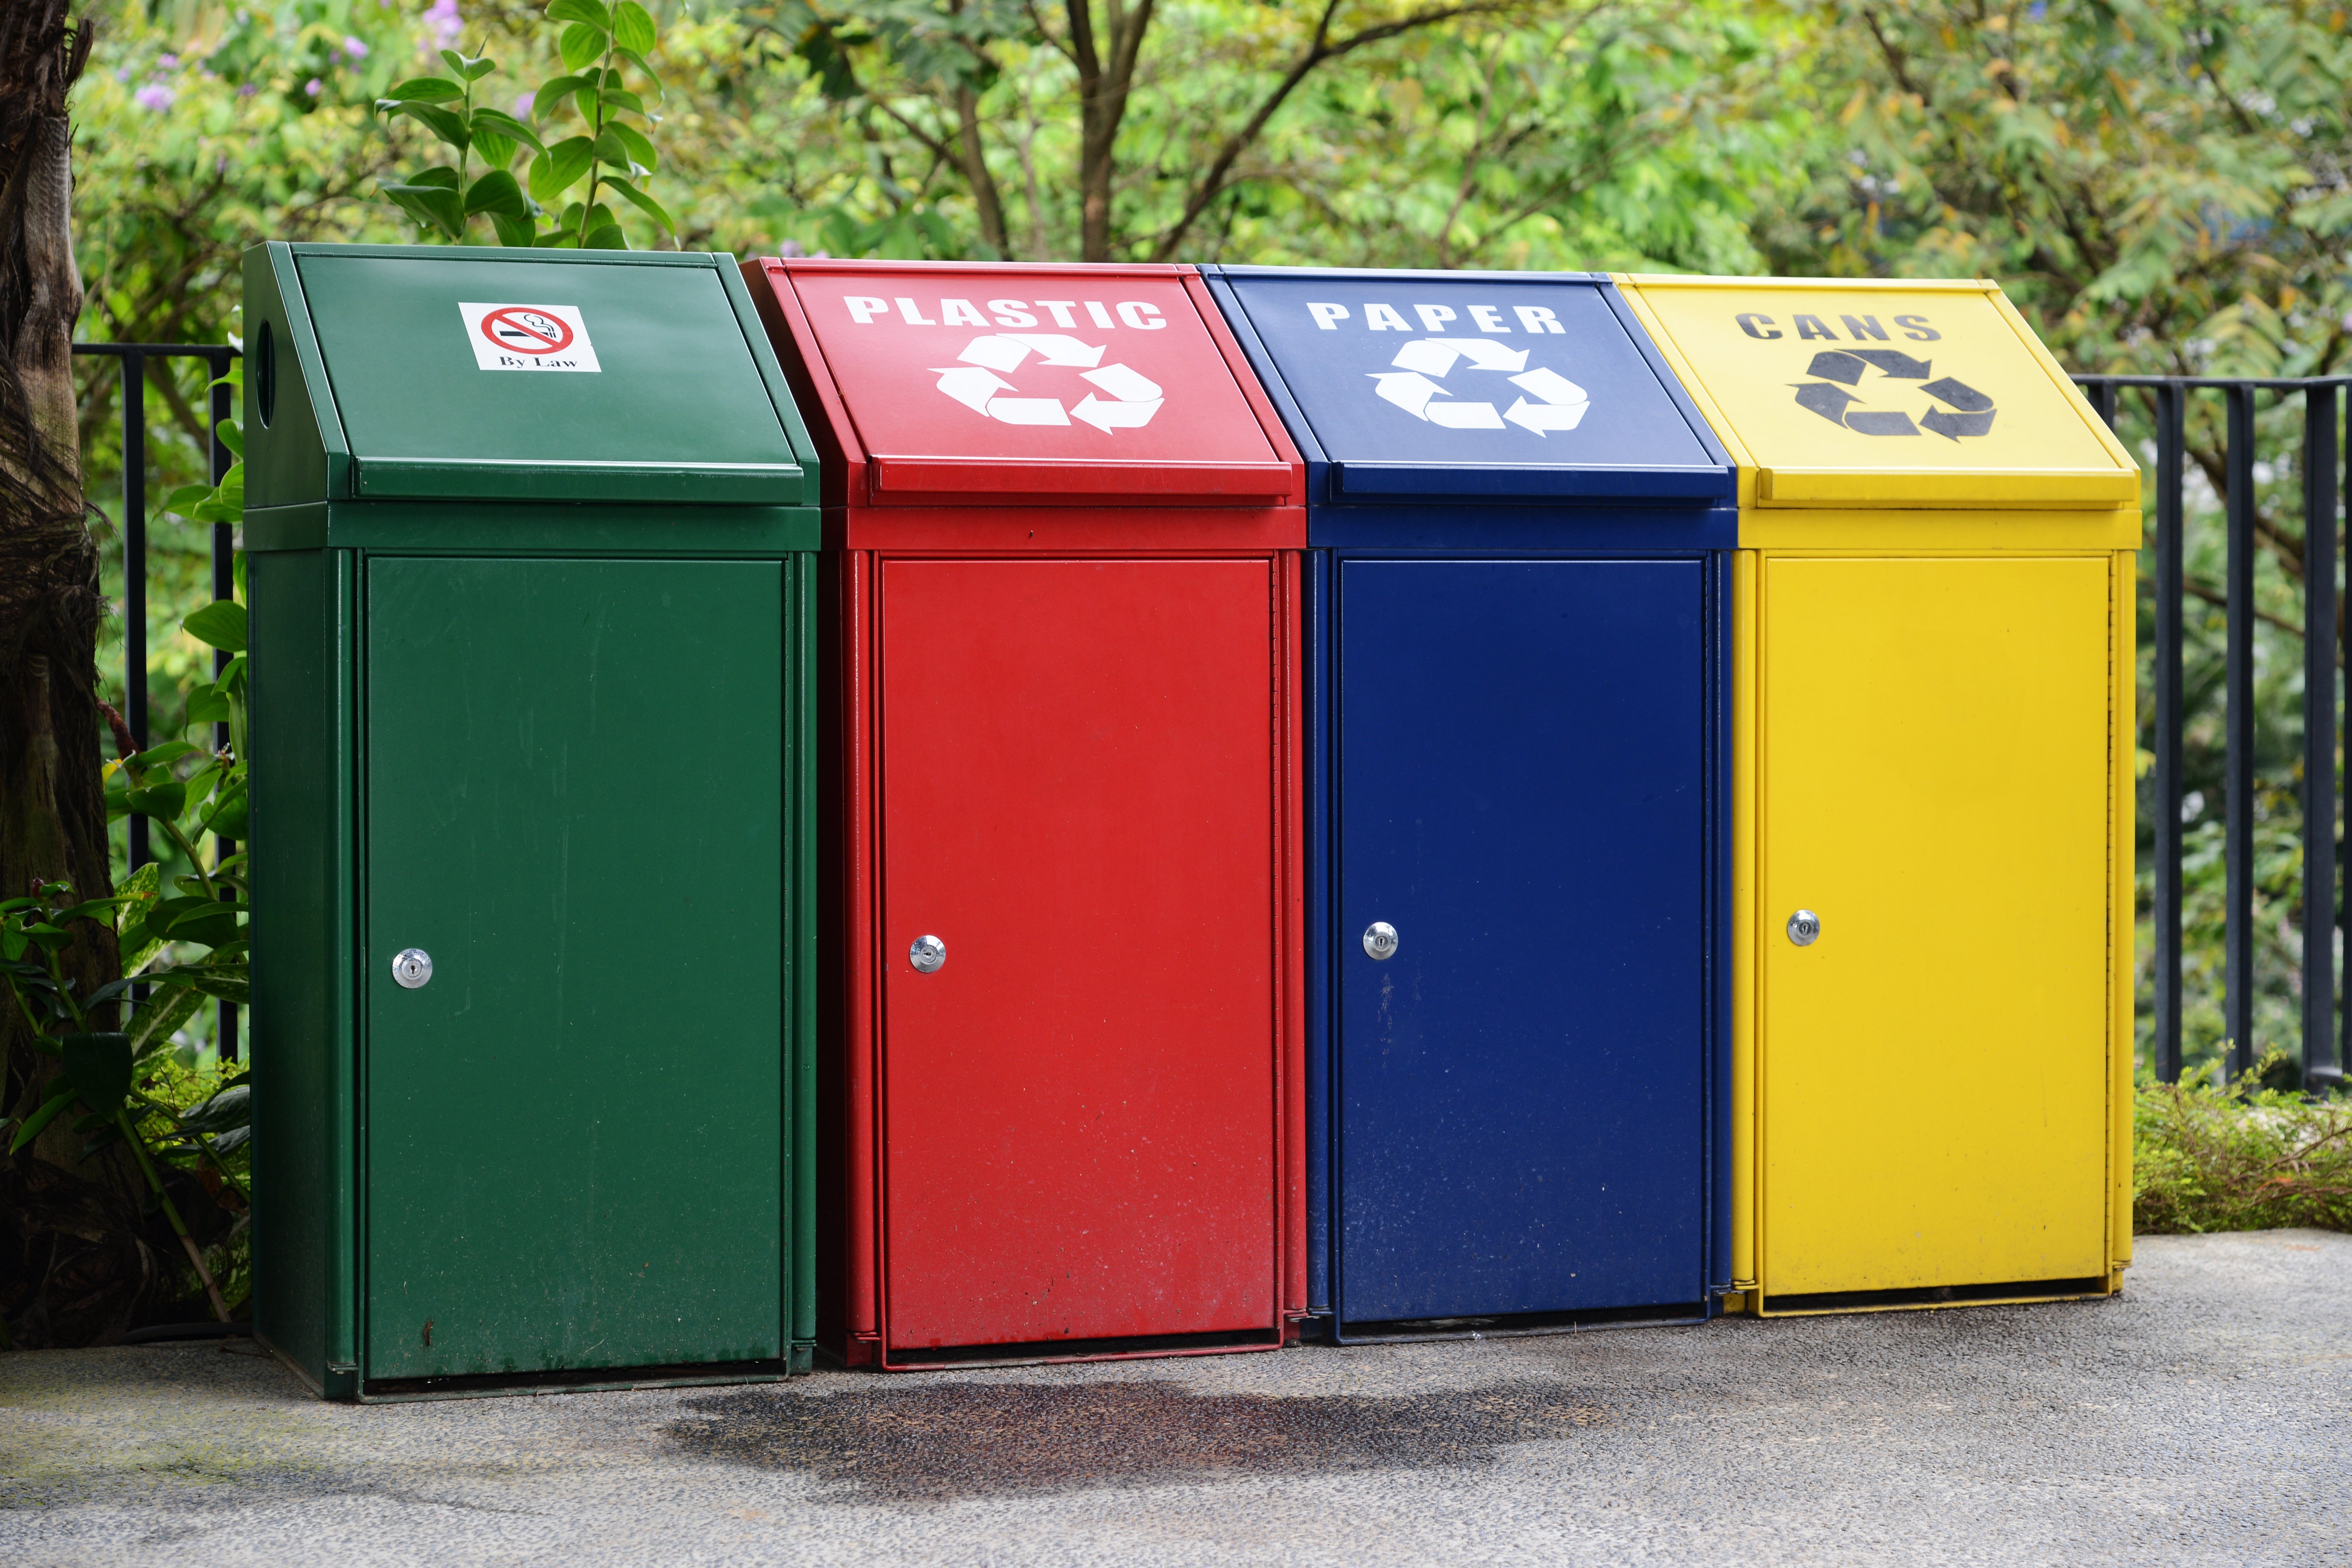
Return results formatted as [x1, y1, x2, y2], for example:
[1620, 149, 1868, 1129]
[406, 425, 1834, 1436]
[1148, 0, 1542, 261]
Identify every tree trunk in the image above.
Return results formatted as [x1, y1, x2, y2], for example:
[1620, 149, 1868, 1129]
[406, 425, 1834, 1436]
[1066, 0, 1155, 262]
[0, 2, 161, 1349]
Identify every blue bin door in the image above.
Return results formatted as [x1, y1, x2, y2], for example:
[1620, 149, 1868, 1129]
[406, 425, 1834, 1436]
[1337, 557, 1706, 1325]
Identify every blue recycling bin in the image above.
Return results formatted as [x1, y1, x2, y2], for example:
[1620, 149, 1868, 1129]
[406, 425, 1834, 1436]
[1203, 267, 1738, 1340]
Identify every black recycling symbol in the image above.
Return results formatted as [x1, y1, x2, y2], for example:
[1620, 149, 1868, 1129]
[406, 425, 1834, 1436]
[1793, 349, 1995, 441]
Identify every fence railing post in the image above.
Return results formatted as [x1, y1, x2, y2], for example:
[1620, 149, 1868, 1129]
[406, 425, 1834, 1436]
[207, 349, 240, 1064]
[2224, 384, 2258, 1081]
[2153, 383, 2186, 1084]
[2310, 387, 2344, 1093]
[119, 351, 148, 873]
[75, 341, 242, 1058]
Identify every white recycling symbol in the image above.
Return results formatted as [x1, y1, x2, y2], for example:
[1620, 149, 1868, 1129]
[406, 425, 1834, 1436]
[1367, 338, 1591, 435]
[932, 334, 1164, 433]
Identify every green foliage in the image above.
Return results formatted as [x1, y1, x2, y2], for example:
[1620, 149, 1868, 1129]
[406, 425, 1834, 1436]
[75, 2, 412, 900]
[373, 1, 674, 248]
[1760, 0, 2352, 374]
[2136, 1056, 2352, 1233]
[714, 0, 1805, 266]
[0, 874, 247, 1320]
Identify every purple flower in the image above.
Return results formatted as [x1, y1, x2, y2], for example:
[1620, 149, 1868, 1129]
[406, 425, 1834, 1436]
[158, 52, 179, 68]
[341, 35, 369, 59]
[425, 0, 461, 48]
[134, 83, 176, 111]
[238, 82, 258, 96]
[304, 77, 322, 96]
[512, 92, 533, 118]
[115, 66, 131, 82]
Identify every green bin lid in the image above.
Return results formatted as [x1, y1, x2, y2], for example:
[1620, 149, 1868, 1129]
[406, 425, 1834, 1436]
[254, 246, 810, 506]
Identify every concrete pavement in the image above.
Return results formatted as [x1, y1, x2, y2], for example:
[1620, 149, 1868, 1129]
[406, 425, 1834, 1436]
[5, 1229, 2349, 1566]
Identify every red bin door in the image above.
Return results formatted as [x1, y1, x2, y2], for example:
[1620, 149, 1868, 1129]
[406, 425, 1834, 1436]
[880, 556, 1279, 1352]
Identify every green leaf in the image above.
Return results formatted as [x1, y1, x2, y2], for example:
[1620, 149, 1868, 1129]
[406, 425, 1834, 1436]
[468, 107, 546, 154]
[582, 221, 628, 251]
[189, 467, 242, 524]
[185, 684, 230, 729]
[592, 129, 635, 171]
[559, 21, 608, 73]
[198, 786, 250, 843]
[82, 977, 136, 1012]
[61, 1033, 133, 1118]
[490, 213, 540, 248]
[529, 137, 596, 202]
[180, 1083, 252, 1137]
[52, 899, 124, 928]
[216, 421, 244, 458]
[23, 923, 72, 953]
[191, 969, 251, 1005]
[163, 903, 244, 949]
[124, 782, 187, 822]
[614, 49, 663, 96]
[465, 169, 530, 218]
[603, 176, 675, 234]
[216, 654, 247, 695]
[531, 74, 590, 121]
[114, 863, 159, 927]
[127, 986, 203, 1058]
[597, 86, 646, 118]
[386, 101, 472, 153]
[8, 1081, 77, 1154]
[379, 76, 464, 105]
[153, 482, 217, 523]
[546, 0, 614, 28]
[145, 964, 253, 1005]
[607, 120, 657, 173]
[382, 175, 468, 239]
[184, 600, 248, 654]
[612, 0, 657, 55]
[127, 740, 201, 771]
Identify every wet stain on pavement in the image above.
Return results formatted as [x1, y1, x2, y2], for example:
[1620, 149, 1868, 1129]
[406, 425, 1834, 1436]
[669, 1378, 1606, 1502]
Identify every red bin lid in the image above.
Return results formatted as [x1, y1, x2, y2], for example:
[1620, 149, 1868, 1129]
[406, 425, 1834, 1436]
[749, 261, 1297, 505]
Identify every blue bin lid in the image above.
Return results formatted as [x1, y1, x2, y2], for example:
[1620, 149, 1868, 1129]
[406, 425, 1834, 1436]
[1207, 268, 1734, 505]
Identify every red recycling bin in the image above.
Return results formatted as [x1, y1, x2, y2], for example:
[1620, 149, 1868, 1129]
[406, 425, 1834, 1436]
[745, 261, 1308, 1368]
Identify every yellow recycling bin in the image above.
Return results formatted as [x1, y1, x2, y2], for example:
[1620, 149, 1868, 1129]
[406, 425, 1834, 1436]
[1614, 276, 2139, 1314]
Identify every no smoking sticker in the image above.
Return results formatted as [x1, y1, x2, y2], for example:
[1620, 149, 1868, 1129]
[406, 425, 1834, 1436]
[457, 303, 600, 372]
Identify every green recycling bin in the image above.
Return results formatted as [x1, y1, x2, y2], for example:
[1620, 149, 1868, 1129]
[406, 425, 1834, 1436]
[242, 245, 820, 1400]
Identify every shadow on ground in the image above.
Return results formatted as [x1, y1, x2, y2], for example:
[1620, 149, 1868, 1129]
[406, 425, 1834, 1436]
[668, 1378, 1608, 1502]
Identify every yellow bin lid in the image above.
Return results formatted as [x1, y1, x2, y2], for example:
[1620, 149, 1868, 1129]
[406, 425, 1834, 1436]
[1614, 277, 2137, 509]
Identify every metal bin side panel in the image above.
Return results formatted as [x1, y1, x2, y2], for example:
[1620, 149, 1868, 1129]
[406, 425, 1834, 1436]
[1756, 554, 2113, 1296]
[243, 244, 346, 510]
[1334, 558, 1709, 1323]
[249, 546, 356, 1389]
[875, 556, 1283, 1352]
[360, 555, 787, 1379]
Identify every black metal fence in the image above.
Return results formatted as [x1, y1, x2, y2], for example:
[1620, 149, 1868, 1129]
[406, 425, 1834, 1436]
[73, 343, 2345, 1090]
[74, 341, 241, 1062]
[2078, 375, 2344, 1092]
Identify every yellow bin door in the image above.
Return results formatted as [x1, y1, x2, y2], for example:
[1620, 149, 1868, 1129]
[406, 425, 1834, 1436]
[1761, 555, 2113, 1294]
[1614, 275, 2141, 1311]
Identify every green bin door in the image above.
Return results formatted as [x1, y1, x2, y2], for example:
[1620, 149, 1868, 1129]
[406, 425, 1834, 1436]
[363, 556, 784, 1381]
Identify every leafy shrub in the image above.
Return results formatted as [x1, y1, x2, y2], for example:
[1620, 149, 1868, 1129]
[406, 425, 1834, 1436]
[2134, 1055, 2352, 1234]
